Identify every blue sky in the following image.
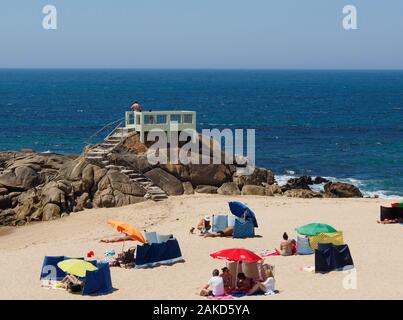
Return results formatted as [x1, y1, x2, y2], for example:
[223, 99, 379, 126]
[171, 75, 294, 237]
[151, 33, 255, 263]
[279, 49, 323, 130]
[0, 0, 402, 69]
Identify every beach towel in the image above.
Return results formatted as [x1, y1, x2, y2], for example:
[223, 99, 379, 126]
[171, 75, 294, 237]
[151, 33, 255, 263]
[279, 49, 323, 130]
[309, 231, 344, 250]
[212, 215, 228, 232]
[145, 232, 159, 244]
[296, 236, 314, 255]
[233, 219, 255, 239]
[207, 295, 234, 300]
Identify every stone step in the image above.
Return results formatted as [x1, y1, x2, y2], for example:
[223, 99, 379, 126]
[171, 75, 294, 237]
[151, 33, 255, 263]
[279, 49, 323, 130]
[101, 160, 110, 165]
[131, 178, 148, 183]
[105, 165, 125, 170]
[121, 169, 135, 174]
[85, 156, 104, 160]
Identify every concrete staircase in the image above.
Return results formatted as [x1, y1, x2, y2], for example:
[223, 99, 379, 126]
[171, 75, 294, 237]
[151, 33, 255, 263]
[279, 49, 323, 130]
[85, 127, 168, 201]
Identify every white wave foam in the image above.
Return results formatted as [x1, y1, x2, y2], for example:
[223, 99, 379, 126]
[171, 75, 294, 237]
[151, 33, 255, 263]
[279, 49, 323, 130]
[274, 174, 402, 199]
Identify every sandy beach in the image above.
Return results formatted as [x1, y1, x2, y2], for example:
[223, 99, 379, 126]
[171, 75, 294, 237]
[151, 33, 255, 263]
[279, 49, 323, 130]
[0, 195, 402, 300]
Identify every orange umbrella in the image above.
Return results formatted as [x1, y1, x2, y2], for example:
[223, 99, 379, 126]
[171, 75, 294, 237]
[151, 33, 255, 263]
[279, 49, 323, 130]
[107, 219, 146, 244]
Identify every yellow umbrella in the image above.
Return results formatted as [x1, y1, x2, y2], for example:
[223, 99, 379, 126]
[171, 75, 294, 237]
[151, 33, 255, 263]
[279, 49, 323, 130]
[57, 259, 98, 278]
[107, 219, 146, 243]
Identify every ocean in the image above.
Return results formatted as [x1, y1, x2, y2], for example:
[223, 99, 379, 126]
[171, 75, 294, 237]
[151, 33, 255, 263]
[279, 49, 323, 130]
[0, 69, 402, 197]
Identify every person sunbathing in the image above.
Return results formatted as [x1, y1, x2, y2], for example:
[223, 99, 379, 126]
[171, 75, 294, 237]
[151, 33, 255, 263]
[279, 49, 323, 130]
[377, 218, 403, 224]
[278, 232, 293, 256]
[61, 274, 84, 293]
[248, 264, 277, 295]
[235, 273, 254, 292]
[190, 216, 212, 234]
[100, 235, 134, 243]
[220, 267, 233, 293]
[203, 226, 234, 238]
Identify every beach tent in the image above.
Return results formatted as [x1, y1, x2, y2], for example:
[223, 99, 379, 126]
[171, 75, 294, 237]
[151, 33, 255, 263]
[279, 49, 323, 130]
[228, 261, 265, 288]
[40, 256, 113, 296]
[315, 243, 354, 273]
[295, 223, 337, 236]
[228, 202, 258, 228]
[135, 238, 184, 269]
[309, 231, 344, 250]
[296, 236, 314, 255]
[380, 206, 403, 221]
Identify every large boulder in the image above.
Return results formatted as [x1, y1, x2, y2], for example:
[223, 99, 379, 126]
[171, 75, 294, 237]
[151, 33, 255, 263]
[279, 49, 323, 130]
[189, 164, 232, 187]
[195, 185, 218, 194]
[233, 167, 275, 189]
[160, 163, 191, 182]
[109, 153, 155, 173]
[0, 166, 40, 190]
[182, 181, 194, 195]
[98, 171, 146, 196]
[217, 182, 241, 196]
[144, 168, 184, 196]
[241, 185, 266, 196]
[324, 182, 363, 198]
[284, 189, 322, 198]
[42, 203, 61, 221]
[265, 184, 282, 196]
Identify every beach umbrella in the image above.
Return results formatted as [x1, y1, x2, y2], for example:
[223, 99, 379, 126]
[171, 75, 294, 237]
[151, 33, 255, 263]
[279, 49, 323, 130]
[107, 219, 146, 243]
[57, 259, 97, 278]
[210, 248, 262, 263]
[295, 223, 337, 236]
[228, 201, 258, 228]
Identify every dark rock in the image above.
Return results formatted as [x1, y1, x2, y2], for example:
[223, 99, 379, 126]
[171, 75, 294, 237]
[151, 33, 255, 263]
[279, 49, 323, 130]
[0, 166, 40, 190]
[313, 176, 329, 184]
[324, 182, 363, 198]
[282, 176, 313, 191]
[195, 185, 218, 194]
[217, 182, 241, 196]
[0, 187, 8, 196]
[144, 168, 184, 196]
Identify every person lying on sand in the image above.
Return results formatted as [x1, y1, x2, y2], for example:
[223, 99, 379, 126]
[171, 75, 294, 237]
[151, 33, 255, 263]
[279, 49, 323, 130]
[100, 235, 134, 243]
[203, 226, 234, 238]
[199, 269, 225, 297]
[61, 274, 84, 293]
[377, 218, 403, 224]
[220, 267, 233, 293]
[190, 215, 212, 234]
[248, 264, 277, 295]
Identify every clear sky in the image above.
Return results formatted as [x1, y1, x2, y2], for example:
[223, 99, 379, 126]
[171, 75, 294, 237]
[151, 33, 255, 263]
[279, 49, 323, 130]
[0, 0, 402, 69]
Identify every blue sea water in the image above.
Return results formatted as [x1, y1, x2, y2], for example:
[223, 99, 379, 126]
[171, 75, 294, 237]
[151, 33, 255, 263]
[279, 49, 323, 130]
[0, 69, 402, 197]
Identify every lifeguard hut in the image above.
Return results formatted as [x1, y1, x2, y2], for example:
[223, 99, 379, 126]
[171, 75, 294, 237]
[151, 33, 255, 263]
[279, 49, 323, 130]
[125, 110, 197, 144]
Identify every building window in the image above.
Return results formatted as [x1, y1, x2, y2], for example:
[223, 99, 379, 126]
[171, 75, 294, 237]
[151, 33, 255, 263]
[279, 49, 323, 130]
[183, 114, 193, 124]
[170, 114, 182, 123]
[144, 115, 155, 124]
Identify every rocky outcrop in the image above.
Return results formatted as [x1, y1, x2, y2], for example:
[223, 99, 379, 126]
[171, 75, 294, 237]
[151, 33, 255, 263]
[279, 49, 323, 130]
[233, 167, 275, 189]
[324, 182, 363, 198]
[281, 176, 313, 192]
[144, 168, 184, 196]
[217, 182, 241, 196]
[195, 185, 218, 194]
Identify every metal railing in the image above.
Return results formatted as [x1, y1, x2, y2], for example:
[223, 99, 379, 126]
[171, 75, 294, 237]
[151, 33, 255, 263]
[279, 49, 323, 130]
[85, 118, 125, 146]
